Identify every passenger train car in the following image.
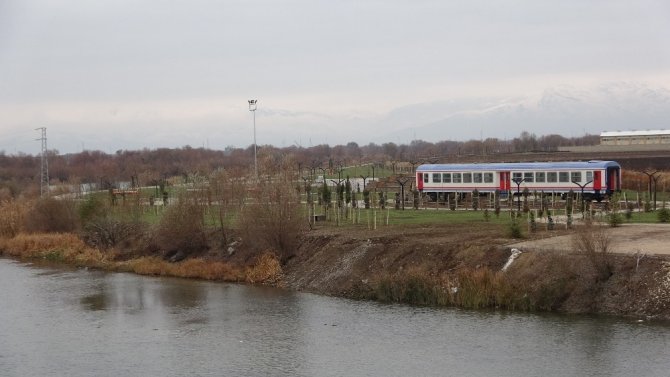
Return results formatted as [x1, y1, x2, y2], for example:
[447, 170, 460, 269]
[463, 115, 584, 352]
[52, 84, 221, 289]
[416, 161, 621, 200]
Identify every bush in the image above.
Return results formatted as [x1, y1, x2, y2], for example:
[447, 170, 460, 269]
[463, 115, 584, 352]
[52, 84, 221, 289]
[82, 217, 147, 250]
[154, 193, 207, 257]
[78, 193, 108, 225]
[471, 189, 479, 211]
[625, 203, 634, 221]
[608, 212, 623, 227]
[658, 208, 670, 223]
[375, 268, 447, 306]
[572, 223, 613, 281]
[24, 197, 79, 233]
[0, 199, 29, 238]
[245, 252, 283, 285]
[237, 179, 305, 263]
[507, 219, 524, 239]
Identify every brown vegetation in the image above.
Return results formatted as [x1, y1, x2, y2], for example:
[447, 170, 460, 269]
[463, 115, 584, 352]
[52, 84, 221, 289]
[0, 200, 28, 238]
[0, 132, 602, 200]
[572, 222, 614, 281]
[283, 224, 670, 319]
[154, 193, 207, 257]
[237, 176, 305, 263]
[23, 197, 79, 233]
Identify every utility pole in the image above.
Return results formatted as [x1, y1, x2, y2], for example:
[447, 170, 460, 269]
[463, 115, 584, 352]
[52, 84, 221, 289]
[248, 99, 258, 180]
[35, 127, 49, 197]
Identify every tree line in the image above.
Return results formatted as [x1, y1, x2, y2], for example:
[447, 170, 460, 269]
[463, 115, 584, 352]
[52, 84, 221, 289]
[0, 132, 598, 199]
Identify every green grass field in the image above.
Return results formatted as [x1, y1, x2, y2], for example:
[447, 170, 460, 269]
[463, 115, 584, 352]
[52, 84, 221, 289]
[102, 191, 670, 228]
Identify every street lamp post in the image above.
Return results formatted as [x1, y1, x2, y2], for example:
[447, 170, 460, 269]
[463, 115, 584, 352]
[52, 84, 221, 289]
[511, 177, 525, 212]
[572, 180, 593, 217]
[248, 99, 258, 180]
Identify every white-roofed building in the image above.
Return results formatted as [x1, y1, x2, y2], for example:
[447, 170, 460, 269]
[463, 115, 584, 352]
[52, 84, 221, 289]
[600, 130, 670, 146]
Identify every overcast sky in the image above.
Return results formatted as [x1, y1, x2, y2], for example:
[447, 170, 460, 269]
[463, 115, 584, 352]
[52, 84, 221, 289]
[1, 0, 669, 155]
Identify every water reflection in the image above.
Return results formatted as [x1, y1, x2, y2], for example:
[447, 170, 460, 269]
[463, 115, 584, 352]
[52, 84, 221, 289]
[1, 258, 669, 377]
[77, 274, 209, 314]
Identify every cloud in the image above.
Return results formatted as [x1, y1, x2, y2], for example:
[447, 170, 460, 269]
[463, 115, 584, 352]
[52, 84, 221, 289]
[2, 1, 670, 153]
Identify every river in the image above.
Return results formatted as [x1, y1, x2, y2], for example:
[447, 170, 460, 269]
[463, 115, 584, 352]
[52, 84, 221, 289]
[1, 258, 668, 377]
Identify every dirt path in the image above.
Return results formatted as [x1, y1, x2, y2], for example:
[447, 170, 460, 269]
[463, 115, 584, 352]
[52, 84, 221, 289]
[508, 223, 670, 255]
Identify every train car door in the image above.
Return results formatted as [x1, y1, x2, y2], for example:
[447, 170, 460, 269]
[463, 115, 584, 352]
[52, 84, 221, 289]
[417, 172, 423, 192]
[593, 171, 602, 191]
[499, 172, 510, 192]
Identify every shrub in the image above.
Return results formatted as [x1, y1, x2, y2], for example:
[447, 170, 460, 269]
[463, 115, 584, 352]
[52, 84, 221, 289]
[78, 193, 108, 225]
[237, 178, 305, 263]
[572, 223, 613, 281]
[82, 216, 146, 250]
[643, 194, 652, 212]
[245, 252, 283, 285]
[529, 211, 537, 232]
[658, 208, 670, 223]
[0, 199, 29, 238]
[507, 219, 524, 239]
[24, 197, 79, 233]
[374, 268, 447, 306]
[608, 212, 623, 227]
[154, 192, 207, 256]
[625, 203, 634, 221]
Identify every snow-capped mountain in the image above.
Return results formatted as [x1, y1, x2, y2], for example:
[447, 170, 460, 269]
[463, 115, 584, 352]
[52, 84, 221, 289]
[380, 82, 670, 142]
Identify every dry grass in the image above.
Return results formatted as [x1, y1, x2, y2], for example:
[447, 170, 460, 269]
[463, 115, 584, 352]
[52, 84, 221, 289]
[0, 200, 29, 238]
[245, 252, 284, 285]
[0, 232, 275, 284]
[572, 222, 614, 281]
[120, 257, 245, 281]
[0, 232, 106, 267]
[237, 179, 305, 262]
[372, 251, 582, 312]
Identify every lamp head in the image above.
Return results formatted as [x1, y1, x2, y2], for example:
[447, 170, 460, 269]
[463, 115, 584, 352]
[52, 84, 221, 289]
[248, 99, 257, 111]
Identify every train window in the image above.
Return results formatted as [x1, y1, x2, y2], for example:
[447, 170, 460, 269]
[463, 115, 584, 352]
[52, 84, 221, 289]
[524, 172, 534, 183]
[547, 172, 557, 182]
[484, 173, 494, 183]
[512, 172, 522, 181]
[571, 172, 581, 183]
[453, 173, 462, 183]
[432, 173, 441, 183]
[473, 173, 482, 183]
[586, 171, 593, 183]
[559, 172, 569, 182]
[536, 172, 546, 183]
[443, 173, 451, 183]
[423, 173, 429, 183]
[463, 173, 472, 183]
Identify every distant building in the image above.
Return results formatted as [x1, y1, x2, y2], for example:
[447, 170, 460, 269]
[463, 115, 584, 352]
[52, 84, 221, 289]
[600, 130, 670, 146]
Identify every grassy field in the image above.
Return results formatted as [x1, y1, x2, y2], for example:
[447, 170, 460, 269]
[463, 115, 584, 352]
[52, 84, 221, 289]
[101, 189, 670, 228]
[111, 202, 670, 228]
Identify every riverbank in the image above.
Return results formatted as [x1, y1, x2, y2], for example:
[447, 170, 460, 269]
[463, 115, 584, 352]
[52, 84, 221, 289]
[281, 223, 670, 319]
[1, 224, 669, 319]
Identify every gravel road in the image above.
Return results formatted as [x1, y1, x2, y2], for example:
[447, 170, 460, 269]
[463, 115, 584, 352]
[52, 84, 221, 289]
[508, 223, 670, 256]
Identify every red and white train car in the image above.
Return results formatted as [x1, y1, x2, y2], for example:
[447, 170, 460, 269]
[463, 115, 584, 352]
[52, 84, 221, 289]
[416, 161, 621, 200]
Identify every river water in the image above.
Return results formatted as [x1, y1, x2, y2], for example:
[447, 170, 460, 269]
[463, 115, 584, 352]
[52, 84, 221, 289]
[1, 258, 668, 377]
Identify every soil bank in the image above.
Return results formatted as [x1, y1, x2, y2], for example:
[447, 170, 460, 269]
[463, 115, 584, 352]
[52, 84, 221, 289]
[274, 223, 670, 320]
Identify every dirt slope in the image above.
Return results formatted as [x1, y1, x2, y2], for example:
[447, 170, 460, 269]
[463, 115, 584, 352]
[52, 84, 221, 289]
[281, 223, 670, 319]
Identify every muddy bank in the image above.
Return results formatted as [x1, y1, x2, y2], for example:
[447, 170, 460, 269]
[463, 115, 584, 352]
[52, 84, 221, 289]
[281, 224, 670, 319]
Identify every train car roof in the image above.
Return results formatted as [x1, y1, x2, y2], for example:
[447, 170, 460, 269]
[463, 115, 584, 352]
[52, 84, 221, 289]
[416, 160, 621, 171]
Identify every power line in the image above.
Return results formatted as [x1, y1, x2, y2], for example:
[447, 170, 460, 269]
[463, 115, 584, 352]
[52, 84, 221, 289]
[35, 127, 49, 197]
